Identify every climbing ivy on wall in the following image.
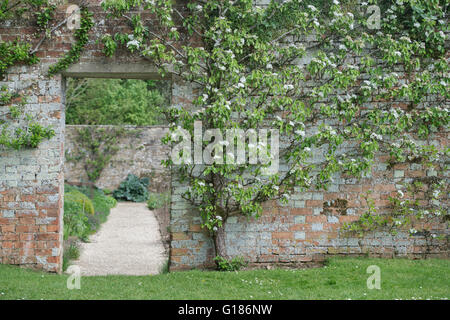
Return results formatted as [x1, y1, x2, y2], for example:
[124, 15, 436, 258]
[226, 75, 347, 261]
[48, 7, 93, 76]
[66, 126, 142, 184]
[344, 174, 448, 241]
[0, 1, 93, 150]
[0, 0, 58, 149]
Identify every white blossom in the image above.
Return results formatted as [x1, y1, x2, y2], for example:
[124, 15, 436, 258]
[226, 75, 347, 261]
[433, 190, 440, 198]
[371, 133, 383, 140]
[295, 130, 305, 137]
[126, 40, 140, 48]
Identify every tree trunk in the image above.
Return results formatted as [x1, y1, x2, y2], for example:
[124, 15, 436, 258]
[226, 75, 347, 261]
[213, 225, 228, 259]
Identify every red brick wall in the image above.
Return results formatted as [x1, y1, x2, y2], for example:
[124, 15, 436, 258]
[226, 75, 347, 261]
[0, 1, 448, 273]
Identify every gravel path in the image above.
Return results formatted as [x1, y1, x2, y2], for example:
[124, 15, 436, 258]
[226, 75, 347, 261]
[72, 202, 167, 276]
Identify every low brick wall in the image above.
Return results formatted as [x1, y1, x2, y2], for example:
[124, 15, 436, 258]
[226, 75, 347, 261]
[64, 125, 170, 193]
[170, 158, 449, 271]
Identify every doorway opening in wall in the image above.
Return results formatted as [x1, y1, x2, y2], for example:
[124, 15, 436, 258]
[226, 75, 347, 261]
[62, 77, 171, 276]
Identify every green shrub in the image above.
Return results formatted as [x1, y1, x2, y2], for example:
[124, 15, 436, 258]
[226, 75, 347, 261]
[63, 198, 90, 240]
[87, 194, 116, 233]
[66, 78, 167, 126]
[92, 194, 117, 215]
[63, 184, 117, 239]
[64, 189, 95, 215]
[105, 195, 117, 208]
[147, 192, 170, 210]
[214, 256, 247, 272]
[113, 174, 149, 202]
[79, 187, 117, 233]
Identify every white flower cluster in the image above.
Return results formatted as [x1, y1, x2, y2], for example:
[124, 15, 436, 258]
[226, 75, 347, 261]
[126, 34, 140, 49]
[370, 133, 383, 141]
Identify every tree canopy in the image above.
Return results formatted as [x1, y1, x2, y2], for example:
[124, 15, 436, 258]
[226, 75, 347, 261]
[100, 0, 449, 255]
[65, 78, 168, 126]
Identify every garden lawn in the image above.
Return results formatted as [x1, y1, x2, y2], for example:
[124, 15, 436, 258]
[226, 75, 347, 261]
[0, 257, 448, 300]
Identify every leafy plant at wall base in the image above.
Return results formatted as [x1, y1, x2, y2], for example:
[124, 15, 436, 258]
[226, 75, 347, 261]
[113, 174, 150, 202]
[214, 256, 247, 272]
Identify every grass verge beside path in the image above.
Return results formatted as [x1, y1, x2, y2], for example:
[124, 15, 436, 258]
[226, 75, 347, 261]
[0, 257, 448, 300]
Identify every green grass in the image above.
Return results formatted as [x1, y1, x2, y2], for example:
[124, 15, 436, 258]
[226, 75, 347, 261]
[0, 257, 448, 300]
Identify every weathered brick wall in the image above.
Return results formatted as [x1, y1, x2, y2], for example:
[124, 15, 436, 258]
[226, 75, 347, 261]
[0, 65, 65, 272]
[64, 125, 170, 193]
[170, 155, 449, 271]
[168, 37, 450, 271]
[0, 1, 448, 273]
[0, 1, 173, 272]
